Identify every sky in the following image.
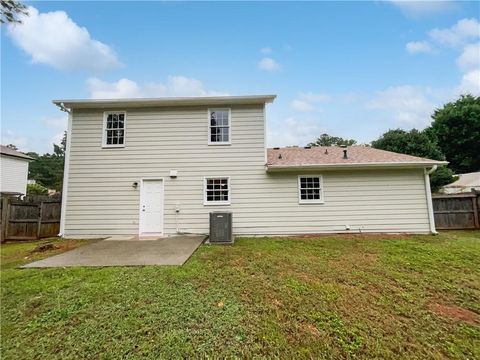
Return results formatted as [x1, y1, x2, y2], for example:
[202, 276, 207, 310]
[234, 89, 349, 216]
[1, 0, 479, 153]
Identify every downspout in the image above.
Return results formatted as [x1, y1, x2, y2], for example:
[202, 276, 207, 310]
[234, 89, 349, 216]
[54, 103, 72, 237]
[424, 165, 438, 235]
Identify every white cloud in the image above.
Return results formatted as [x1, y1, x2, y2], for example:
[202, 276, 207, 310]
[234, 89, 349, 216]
[258, 57, 280, 72]
[429, 18, 480, 47]
[7, 6, 120, 72]
[50, 132, 65, 148]
[260, 47, 272, 55]
[267, 117, 323, 147]
[87, 76, 228, 99]
[87, 78, 141, 99]
[42, 116, 67, 130]
[367, 85, 438, 127]
[291, 100, 315, 112]
[457, 69, 480, 95]
[1, 130, 29, 151]
[390, 1, 455, 17]
[291, 92, 331, 112]
[403, 18, 479, 99]
[457, 43, 480, 72]
[406, 41, 433, 54]
[298, 92, 331, 103]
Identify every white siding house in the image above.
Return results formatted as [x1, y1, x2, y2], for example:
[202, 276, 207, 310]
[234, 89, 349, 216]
[53, 96, 446, 238]
[0, 145, 33, 195]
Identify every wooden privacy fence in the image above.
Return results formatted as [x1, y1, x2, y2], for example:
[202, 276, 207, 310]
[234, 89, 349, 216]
[0, 195, 61, 242]
[433, 191, 480, 230]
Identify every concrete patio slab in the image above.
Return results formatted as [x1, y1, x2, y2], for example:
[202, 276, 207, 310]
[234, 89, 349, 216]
[22, 235, 206, 268]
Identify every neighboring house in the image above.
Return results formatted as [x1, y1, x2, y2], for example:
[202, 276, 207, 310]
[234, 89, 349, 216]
[440, 172, 480, 194]
[0, 145, 33, 195]
[53, 95, 447, 238]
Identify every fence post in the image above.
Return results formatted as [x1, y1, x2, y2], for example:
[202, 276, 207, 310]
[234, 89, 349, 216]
[37, 202, 44, 239]
[1, 197, 9, 243]
[2, 198, 11, 243]
[473, 192, 479, 229]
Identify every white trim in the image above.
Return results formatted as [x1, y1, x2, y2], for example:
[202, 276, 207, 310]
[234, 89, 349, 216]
[203, 176, 231, 206]
[207, 108, 231, 146]
[138, 178, 164, 236]
[424, 167, 438, 234]
[59, 111, 73, 236]
[102, 111, 126, 148]
[53, 95, 276, 109]
[298, 175, 324, 204]
[263, 103, 267, 164]
[267, 161, 448, 171]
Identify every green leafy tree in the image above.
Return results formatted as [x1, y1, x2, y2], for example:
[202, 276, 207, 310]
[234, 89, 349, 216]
[371, 129, 444, 160]
[27, 183, 48, 196]
[371, 128, 456, 192]
[1, 0, 28, 24]
[430, 95, 480, 173]
[308, 133, 357, 147]
[25, 131, 67, 191]
[429, 166, 457, 193]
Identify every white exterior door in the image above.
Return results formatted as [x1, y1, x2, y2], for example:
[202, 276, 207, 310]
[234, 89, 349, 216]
[139, 179, 164, 234]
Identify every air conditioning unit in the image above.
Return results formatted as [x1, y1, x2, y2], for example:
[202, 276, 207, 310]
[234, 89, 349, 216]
[209, 212, 233, 244]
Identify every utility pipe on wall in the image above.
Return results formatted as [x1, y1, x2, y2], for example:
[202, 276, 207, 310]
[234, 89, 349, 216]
[424, 165, 438, 235]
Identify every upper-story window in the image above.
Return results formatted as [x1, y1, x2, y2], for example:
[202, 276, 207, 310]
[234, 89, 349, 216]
[103, 112, 126, 147]
[208, 109, 231, 145]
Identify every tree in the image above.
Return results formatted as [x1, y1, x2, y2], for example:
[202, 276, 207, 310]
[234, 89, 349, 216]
[27, 183, 48, 196]
[429, 166, 457, 193]
[371, 129, 444, 160]
[1, 0, 28, 24]
[25, 132, 67, 191]
[430, 95, 480, 173]
[308, 133, 357, 147]
[371, 128, 456, 192]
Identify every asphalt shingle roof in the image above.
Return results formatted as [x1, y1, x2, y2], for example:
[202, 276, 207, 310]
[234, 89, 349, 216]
[267, 146, 446, 168]
[0, 145, 33, 160]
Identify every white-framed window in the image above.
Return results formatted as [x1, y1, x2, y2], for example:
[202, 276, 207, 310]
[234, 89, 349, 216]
[208, 109, 231, 145]
[103, 111, 126, 147]
[204, 177, 231, 205]
[298, 175, 324, 204]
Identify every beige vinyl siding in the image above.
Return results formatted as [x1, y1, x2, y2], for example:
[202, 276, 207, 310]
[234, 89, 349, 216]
[0, 155, 29, 194]
[64, 105, 431, 236]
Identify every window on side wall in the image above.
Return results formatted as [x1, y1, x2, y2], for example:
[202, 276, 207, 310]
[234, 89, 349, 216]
[103, 112, 126, 147]
[298, 176, 324, 204]
[204, 177, 230, 205]
[208, 109, 231, 145]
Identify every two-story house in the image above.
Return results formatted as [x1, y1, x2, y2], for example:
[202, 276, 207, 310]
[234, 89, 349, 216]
[53, 95, 446, 238]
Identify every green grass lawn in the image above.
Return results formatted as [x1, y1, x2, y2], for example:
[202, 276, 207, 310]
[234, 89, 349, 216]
[1, 232, 479, 359]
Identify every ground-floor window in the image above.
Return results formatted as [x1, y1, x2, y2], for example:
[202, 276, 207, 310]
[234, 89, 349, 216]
[204, 177, 230, 205]
[298, 175, 323, 204]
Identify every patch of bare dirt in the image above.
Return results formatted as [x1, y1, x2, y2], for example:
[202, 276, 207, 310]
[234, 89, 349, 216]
[430, 303, 480, 325]
[31, 242, 59, 253]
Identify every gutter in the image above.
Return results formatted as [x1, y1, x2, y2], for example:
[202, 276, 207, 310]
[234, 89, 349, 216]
[424, 165, 438, 235]
[53, 102, 71, 114]
[266, 161, 448, 171]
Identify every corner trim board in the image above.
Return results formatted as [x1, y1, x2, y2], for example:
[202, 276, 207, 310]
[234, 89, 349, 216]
[59, 110, 73, 236]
